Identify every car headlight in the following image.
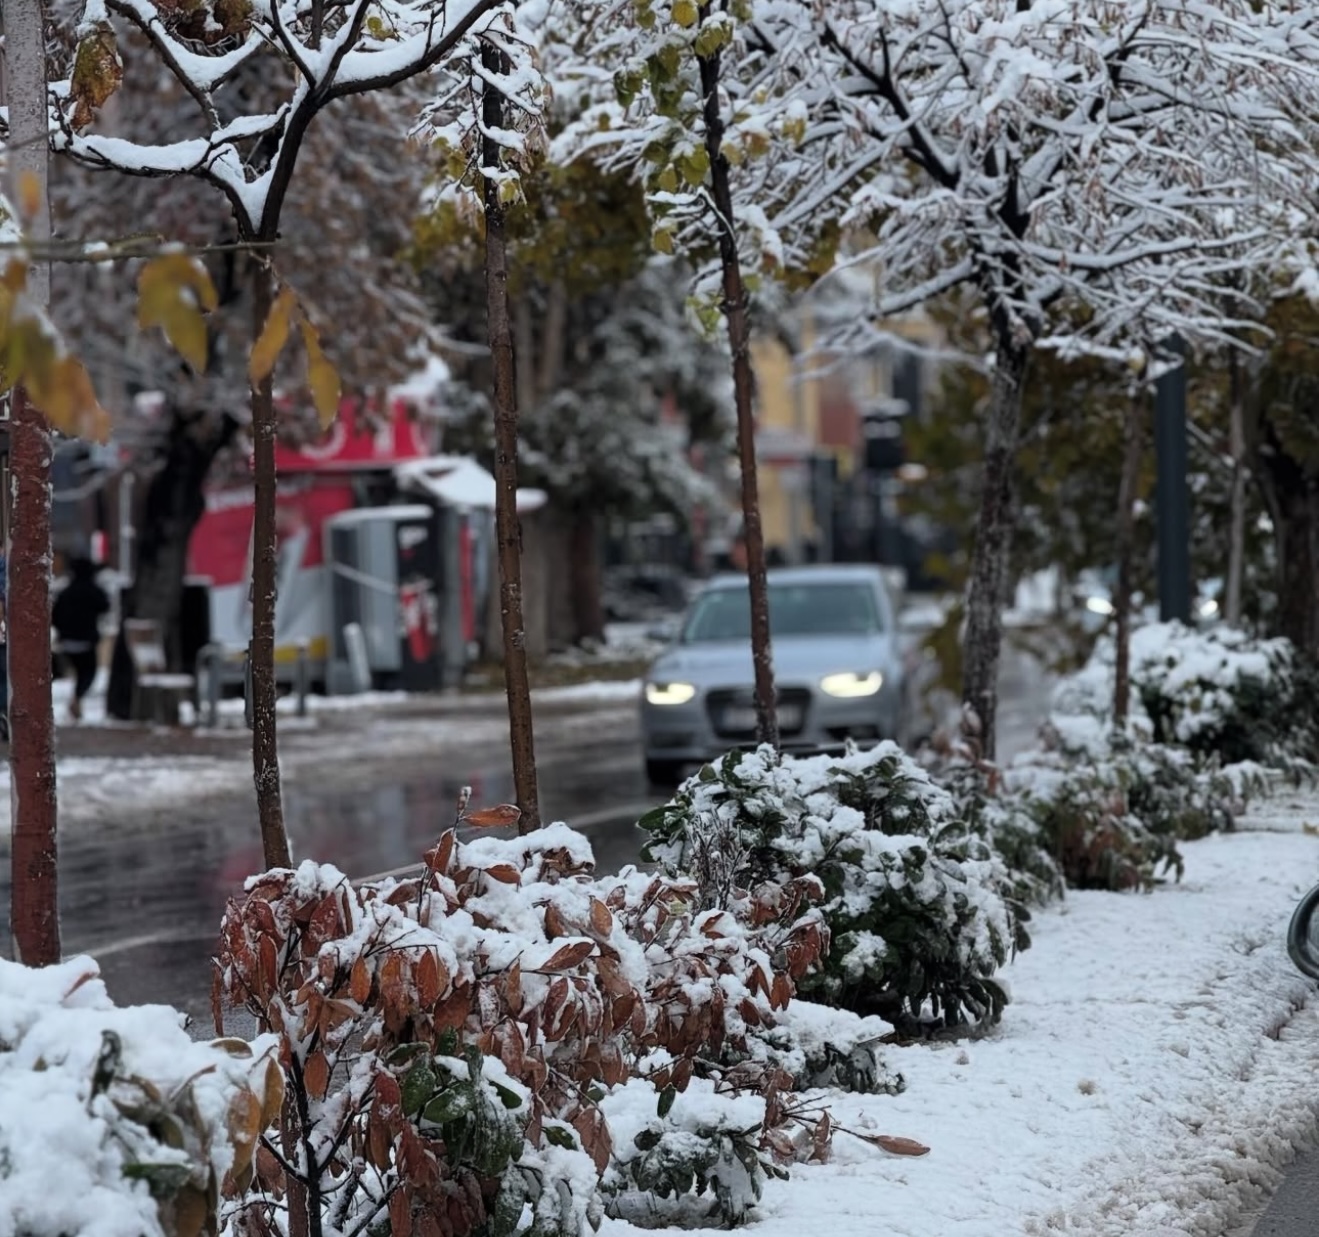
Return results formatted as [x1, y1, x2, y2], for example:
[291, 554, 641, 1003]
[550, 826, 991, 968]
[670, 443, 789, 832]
[645, 681, 697, 706]
[820, 671, 883, 698]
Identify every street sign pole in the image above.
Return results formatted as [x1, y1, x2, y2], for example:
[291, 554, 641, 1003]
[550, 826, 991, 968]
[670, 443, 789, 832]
[1155, 336, 1192, 623]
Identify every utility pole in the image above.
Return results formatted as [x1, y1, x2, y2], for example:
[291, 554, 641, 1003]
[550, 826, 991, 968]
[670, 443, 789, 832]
[1154, 336, 1192, 624]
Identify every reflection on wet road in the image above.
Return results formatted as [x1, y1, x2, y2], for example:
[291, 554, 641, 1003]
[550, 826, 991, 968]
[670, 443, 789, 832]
[1, 709, 655, 1026]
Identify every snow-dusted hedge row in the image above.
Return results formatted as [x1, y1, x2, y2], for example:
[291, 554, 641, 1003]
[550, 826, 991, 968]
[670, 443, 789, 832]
[641, 743, 1028, 1034]
[0, 956, 281, 1237]
[949, 621, 1296, 895]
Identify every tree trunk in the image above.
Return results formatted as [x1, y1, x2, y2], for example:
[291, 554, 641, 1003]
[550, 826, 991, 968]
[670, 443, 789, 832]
[961, 338, 1030, 761]
[696, 23, 778, 748]
[1225, 351, 1246, 627]
[482, 41, 540, 833]
[249, 260, 291, 869]
[7, 0, 60, 967]
[107, 411, 236, 720]
[1112, 387, 1146, 727]
[1258, 422, 1319, 658]
[570, 507, 605, 645]
[8, 393, 60, 967]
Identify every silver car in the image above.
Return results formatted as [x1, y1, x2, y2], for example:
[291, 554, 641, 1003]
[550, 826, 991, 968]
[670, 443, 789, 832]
[641, 564, 906, 785]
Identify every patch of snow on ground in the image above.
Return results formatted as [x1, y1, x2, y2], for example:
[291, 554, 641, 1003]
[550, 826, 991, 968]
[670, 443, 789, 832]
[0, 756, 244, 837]
[601, 799, 1319, 1237]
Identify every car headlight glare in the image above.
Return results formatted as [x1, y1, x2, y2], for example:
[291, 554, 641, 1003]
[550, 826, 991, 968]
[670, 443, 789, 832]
[646, 681, 697, 706]
[1085, 595, 1115, 617]
[820, 671, 883, 698]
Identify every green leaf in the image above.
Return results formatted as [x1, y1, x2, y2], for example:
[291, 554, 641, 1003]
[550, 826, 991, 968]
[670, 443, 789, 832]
[401, 1060, 438, 1116]
[544, 1125, 577, 1151]
[491, 1082, 524, 1111]
[657, 1084, 677, 1118]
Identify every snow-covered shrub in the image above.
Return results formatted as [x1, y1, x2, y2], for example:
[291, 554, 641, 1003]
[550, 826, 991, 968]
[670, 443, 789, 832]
[641, 743, 1027, 1034]
[1005, 748, 1185, 892]
[599, 1075, 777, 1228]
[0, 956, 281, 1237]
[214, 810, 832, 1236]
[1130, 622, 1319, 768]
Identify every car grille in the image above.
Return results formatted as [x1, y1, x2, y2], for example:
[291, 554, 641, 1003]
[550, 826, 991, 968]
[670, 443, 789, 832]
[706, 687, 811, 739]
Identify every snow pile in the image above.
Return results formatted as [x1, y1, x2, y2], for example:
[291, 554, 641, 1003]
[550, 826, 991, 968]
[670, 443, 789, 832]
[641, 743, 1026, 1033]
[0, 956, 280, 1237]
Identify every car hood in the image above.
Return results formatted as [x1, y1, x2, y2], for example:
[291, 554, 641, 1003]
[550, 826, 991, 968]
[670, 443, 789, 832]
[648, 633, 899, 688]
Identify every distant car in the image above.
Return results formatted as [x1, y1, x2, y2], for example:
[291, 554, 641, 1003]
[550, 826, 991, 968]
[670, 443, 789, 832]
[640, 565, 906, 786]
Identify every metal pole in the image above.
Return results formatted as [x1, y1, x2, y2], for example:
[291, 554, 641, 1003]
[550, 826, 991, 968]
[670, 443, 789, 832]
[1154, 336, 1191, 624]
[295, 637, 309, 718]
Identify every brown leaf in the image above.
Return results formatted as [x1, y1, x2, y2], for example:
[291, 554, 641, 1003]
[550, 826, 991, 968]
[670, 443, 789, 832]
[255, 1144, 285, 1191]
[588, 897, 614, 937]
[672, 1057, 693, 1092]
[69, 25, 122, 131]
[572, 1107, 613, 1174]
[350, 957, 371, 1005]
[542, 940, 594, 972]
[259, 1055, 286, 1128]
[770, 972, 792, 1011]
[432, 983, 472, 1031]
[417, 950, 442, 1008]
[484, 864, 522, 885]
[389, 1185, 414, 1237]
[505, 961, 523, 1014]
[425, 830, 456, 875]
[303, 1050, 330, 1100]
[380, 952, 409, 1017]
[306, 893, 341, 952]
[367, 1113, 391, 1170]
[811, 1111, 832, 1163]
[873, 1134, 930, 1157]
[256, 936, 279, 1000]
[463, 803, 522, 829]
[543, 902, 568, 940]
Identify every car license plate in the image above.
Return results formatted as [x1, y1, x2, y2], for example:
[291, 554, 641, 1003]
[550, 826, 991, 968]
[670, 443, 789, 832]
[723, 705, 801, 731]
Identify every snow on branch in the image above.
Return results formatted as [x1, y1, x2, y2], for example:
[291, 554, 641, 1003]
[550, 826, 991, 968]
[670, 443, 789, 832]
[51, 0, 504, 237]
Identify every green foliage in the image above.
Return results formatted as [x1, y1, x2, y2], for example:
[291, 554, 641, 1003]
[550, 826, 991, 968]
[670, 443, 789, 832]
[641, 744, 1028, 1034]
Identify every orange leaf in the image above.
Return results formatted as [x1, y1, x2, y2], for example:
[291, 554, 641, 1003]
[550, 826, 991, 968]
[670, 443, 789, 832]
[874, 1134, 930, 1157]
[505, 961, 523, 1014]
[303, 1050, 330, 1100]
[542, 940, 594, 972]
[484, 864, 522, 885]
[350, 957, 371, 1005]
[543, 903, 568, 940]
[463, 803, 522, 829]
[417, 950, 442, 1007]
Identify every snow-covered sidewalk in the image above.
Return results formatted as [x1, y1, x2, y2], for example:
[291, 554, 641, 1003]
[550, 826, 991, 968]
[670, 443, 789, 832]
[621, 793, 1319, 1237]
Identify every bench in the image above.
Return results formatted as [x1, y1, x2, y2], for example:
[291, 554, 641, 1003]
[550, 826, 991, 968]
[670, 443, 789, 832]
[123, 619, 195, 726]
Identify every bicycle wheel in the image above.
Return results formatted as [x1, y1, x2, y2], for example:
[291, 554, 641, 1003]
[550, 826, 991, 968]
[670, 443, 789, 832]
[1287, 882, 1319, 980]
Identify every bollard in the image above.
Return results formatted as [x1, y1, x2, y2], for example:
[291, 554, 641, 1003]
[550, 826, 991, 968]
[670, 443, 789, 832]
[195, 642, 224, 729]
[343, 622, 372, 694]
[295, 638, 310, 718]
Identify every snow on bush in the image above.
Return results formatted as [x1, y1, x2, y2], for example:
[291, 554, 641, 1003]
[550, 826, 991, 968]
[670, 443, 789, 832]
[1053, 621, 1318, 772]
[640, 743, 1027, 1035]
[213, 809, 835, 1235]
[0, 956, 281, 1237]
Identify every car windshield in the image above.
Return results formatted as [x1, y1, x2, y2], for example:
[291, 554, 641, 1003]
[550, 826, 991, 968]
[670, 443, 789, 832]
[681, 581, 884, 643]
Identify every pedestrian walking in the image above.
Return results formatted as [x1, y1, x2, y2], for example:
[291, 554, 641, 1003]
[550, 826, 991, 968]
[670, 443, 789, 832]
[52, 557, 109, 722]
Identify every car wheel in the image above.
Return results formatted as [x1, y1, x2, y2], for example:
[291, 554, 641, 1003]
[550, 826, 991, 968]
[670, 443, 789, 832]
[645, 758, 685, 789]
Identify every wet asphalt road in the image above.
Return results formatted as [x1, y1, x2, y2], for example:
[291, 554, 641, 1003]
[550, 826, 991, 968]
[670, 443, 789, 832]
[0, 697, 654, 1027]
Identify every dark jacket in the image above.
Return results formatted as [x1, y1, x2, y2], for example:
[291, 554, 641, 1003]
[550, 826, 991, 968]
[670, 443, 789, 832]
[53, 562, 109, 648]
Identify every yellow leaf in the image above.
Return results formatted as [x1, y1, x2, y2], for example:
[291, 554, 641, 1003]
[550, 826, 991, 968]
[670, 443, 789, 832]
[138, 255, 217, 373]
[26, 353, 107, 441]
[249, 286, 295, 386]
[299, 319, 340, 427]
[1, 260, 27, 295]
[17, 172, 41, 223]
